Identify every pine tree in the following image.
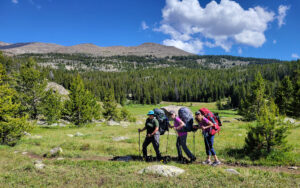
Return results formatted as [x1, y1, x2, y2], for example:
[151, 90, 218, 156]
[102, 89, 119, 121]
[239, 72, 267, 121]
[0, 64, 31, 146]
[17, 58, 47, 119]
[65, 74, 100, 125]
[216, 99, 223, 110]
[42, 89, 63, 125]
[244, 100, 290, 159]
[291, 69, 300, 117]
[275, 76, 293, 115]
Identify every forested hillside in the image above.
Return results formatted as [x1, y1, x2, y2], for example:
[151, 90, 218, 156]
[44, 59, 298, 109]
[16, 53, 282, 71]
[2, 52, 299, 117]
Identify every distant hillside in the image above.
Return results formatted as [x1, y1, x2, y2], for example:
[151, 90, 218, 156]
[0, 41, 193, 57]
[15, 53, 282, 72]
[0, 42, 11, 46]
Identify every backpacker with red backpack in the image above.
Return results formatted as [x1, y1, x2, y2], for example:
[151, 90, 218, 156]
[199, 108, 222, 135]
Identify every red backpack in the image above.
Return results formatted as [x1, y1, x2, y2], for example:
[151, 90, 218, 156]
[199, 108, 222, 135]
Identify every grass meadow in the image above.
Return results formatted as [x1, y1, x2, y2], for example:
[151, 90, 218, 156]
[0, 102, 299, 187]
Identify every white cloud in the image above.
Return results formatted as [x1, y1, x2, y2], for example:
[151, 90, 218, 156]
[141, 21, 149, 30]
[156, 0, 278, 53]
[12, 0, 18, 4]
[163, 39, 203, 54]
[278, 5, 290, 28]
[292, 53, 299, 59]
[273, 40, 277, 44]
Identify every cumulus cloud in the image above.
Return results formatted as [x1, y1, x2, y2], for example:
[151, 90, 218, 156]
[163, 39, 204, 54]
[12, 0, 18, 4]
[292, 53, 299, 59]
[141, 21, 149, 30]
[278, 5, 290, 27]
[157, 0, 278, 53]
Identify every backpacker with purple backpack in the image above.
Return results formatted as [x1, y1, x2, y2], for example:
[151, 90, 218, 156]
[178, 107, 196, 132]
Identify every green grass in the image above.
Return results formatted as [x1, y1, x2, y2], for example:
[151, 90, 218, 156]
[1, 149, 299, 187]
[1, 102, 299, 187]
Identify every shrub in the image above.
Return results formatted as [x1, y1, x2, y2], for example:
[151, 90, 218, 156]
[120, 108, 136, 122]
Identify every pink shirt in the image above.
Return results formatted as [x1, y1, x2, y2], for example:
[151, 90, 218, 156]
[197, 117, 212, 133]
[174, 117, 187, 137]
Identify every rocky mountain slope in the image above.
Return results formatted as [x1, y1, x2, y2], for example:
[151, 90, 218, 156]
[0, 41, 193, 57]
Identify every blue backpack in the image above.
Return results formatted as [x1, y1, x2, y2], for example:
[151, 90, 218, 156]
[153, 108, 170, 135]
[178, 107, 195, 132]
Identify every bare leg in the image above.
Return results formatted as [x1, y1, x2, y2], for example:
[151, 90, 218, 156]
[213, 155, 219, 162]
[207, 155, 211, 161]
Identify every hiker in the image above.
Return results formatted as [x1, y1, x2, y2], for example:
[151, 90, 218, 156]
[177, 107, 197, 132]
[170, 110, 196, 163]
[138, 110, 161, 161]
[153, 108, 172, 135]
[194, 111, 221, 166]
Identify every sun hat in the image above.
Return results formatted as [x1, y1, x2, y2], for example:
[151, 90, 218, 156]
[147, 110, 155, 115]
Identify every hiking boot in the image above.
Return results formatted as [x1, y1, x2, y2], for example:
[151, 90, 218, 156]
[177, 156, 187, 164]
[190, 157, 197, 163]
[145, 156, 152, 162]
[156, 156, 162, 161]
[142, 156, 147, 161]
[202, 160, 212, 165]
[211, 160, 221, 166]
[177, 156, 183, 162]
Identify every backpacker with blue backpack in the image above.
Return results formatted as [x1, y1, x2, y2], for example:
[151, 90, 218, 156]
[178, 107, 196, 132]
[153, 108, 170, 135]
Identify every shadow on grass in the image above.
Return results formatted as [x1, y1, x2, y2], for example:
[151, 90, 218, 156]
[224, 147, 248, 159]
[224, 147, 266, 161]
[111, 155, 192, 164]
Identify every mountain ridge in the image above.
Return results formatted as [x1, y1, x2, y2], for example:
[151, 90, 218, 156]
[0, 41, 193, 57]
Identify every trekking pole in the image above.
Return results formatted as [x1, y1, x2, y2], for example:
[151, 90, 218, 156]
[166, 131, 169, 154]
[138, 131, 141, 157]
[193, 132, 195, 155]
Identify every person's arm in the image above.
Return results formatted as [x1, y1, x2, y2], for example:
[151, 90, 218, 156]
[139, 119, 148, 132]
[149, 126, 159, 137]
[193, 123, 200, 129]
[174, 118, 185, 130]
[138, 127, 146, 132]
[202, 118, 214, 130]
[148, 119, 159, 137]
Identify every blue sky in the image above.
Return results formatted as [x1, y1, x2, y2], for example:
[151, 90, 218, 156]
[0, 0, 299, 60]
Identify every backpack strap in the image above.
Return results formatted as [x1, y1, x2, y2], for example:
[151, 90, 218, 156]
[206, 113, 216, 124]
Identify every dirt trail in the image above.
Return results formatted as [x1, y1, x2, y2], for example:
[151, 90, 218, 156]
[25, 152, 299, 175]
